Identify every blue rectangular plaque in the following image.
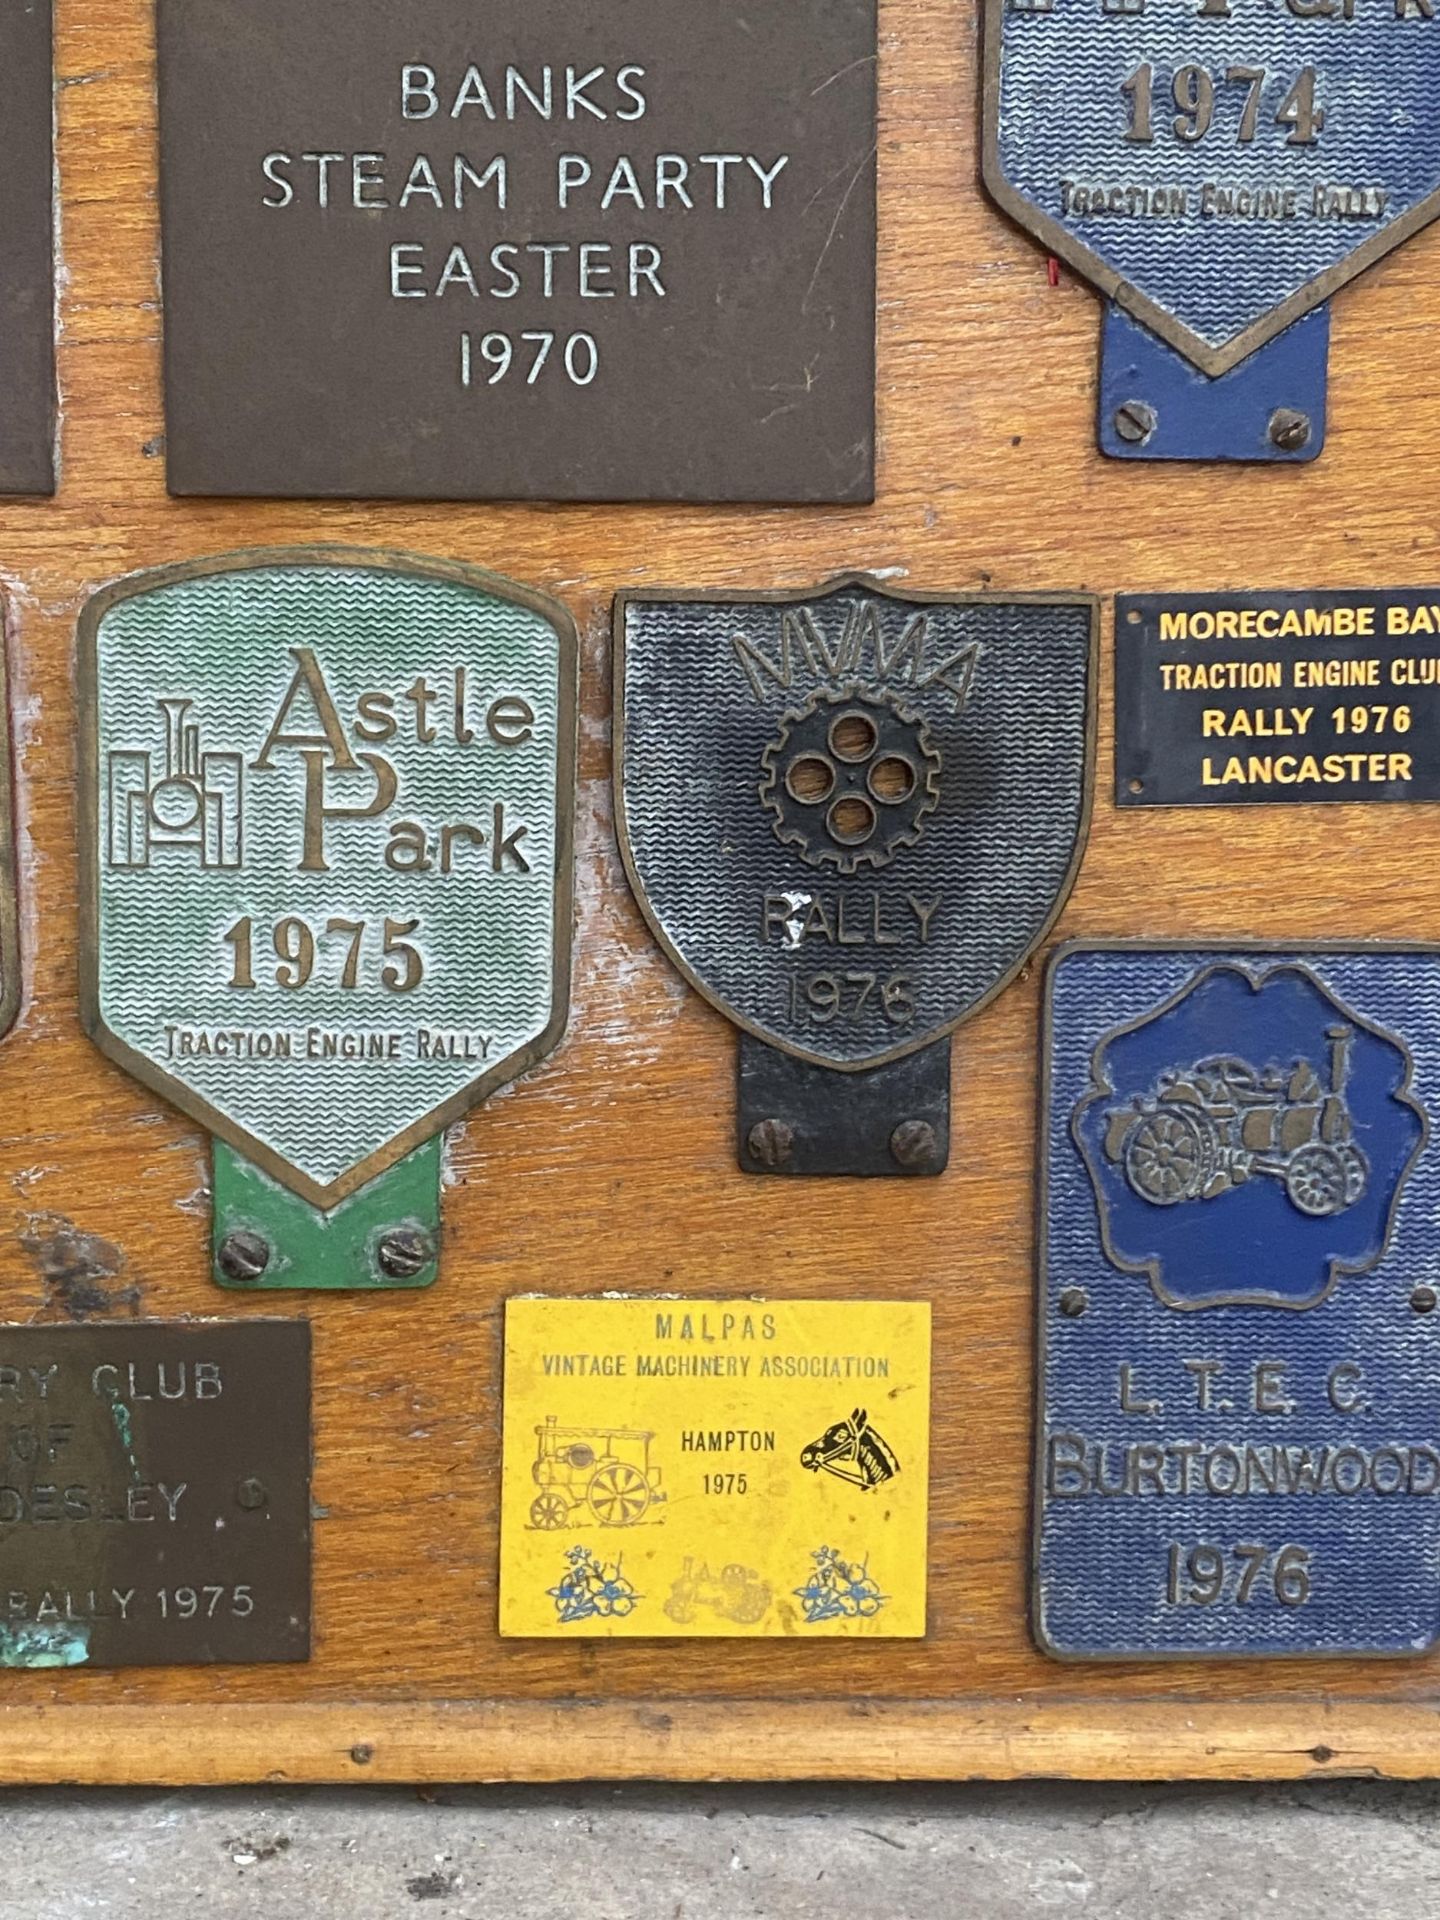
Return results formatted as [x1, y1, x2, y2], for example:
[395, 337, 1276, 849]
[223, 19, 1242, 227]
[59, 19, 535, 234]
[1038, 942, 1440, 1660]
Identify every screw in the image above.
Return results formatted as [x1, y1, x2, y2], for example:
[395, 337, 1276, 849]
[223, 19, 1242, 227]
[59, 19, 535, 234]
[1113, 400, 1157, 445]
[1269, 408, 1312, 453]
[376, 1226, 436, 1279]
[890, 1119, 942, 1172]
[236, 1477, 268, 1511]
[1059, 1288, 1088, 1319]
[1412, 1285, 1438, 1315]
[350, 1744, 374, 1767]
[217, 1229, 270, 1283]
[747, 1118, 794, 1170]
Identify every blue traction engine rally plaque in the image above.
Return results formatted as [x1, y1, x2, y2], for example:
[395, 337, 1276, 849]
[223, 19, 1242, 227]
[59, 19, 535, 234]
[1038, 945, 1440, 1659]
[985, 0, 1440, 462]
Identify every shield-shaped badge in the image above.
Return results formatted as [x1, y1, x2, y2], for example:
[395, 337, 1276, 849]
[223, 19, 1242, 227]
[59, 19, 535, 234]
[616, 578, 1097, 1174]
[984, 6, 1440, 460]
[79, 550, 576, 1283]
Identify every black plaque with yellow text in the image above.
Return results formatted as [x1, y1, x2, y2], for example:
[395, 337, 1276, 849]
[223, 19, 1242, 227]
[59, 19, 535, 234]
[156, 0, 876, 502]
[1117, 590, 1440, 808]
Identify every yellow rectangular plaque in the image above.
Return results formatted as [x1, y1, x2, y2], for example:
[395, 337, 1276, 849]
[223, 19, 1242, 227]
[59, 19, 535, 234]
[500, 1298, 930, 1637]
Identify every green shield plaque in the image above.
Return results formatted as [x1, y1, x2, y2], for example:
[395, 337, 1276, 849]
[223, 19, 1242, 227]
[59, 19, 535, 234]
[79, 549, 576, 1283]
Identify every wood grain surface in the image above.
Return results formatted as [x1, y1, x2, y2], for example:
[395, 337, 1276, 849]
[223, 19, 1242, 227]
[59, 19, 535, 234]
[4, 0, 1440, 1782]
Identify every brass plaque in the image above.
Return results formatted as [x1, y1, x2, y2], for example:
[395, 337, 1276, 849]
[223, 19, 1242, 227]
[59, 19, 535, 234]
[155, 0, 876, 502]
[0, 1321, 310, 1668]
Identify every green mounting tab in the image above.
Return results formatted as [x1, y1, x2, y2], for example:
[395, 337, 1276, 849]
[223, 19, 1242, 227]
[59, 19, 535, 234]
[78, 549, 577, 1293]
[211, 1136, 442, 1292]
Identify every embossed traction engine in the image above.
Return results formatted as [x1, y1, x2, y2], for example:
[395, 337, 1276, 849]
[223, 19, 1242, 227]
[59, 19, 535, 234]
[1104, 1025, 1369, 1219]
[107, 695, 243, 871]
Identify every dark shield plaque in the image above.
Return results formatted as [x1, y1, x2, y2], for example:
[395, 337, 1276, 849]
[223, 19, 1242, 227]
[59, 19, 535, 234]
[0, 1321, 310, 1668]
[1038, 944, 1440, 1660]
[0, 0, 54, 495]
[156, 0, 876, 503]
[616, 579, 1097, 1088]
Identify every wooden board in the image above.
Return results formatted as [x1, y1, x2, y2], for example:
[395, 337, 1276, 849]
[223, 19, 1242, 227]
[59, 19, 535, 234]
[5, 0, 1440, 1782]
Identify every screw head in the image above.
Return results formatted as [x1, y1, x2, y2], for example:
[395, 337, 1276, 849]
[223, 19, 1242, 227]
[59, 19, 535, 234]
[1412, 1285, 1438, 1315]
[236, 1477, 268, 1511]
[890, 1119, 942, 1172]
[376, 1226, 436, 1280]
[1113, 400, 1157, 446]
[1268, 408, 1312, 453]
[217, 1229, 270, 1284]
[1059, 1288, 1088, 1319]
[747, 1118, 795, 1170]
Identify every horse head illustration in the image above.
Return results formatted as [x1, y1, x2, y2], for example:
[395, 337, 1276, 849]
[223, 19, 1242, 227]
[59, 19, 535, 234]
[800, 1408, 900, 1491]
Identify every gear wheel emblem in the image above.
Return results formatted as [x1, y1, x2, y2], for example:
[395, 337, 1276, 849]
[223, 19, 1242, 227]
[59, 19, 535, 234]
[758, 685, 942, 874]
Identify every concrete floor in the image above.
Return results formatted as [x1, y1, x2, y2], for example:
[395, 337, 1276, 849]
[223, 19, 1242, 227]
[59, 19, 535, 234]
[0, 1782, 1436, 1918]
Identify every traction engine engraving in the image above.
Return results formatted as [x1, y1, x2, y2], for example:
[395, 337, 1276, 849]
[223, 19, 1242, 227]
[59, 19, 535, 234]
[107, 695, 243, 871]
[528, 1416, 667, 1530]
[1105, 1025, 1369, 1220]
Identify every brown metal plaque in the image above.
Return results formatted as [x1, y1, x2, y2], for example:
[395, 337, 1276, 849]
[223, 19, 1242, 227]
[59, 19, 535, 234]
[0, 0, 54, 495]
[156, 0, 876, 503]
[0, 619, 20, 1042]
[0, 1321, 310, 1668]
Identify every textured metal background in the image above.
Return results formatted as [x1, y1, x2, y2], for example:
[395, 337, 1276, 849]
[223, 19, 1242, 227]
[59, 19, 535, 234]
[618, 583, 1094, 1069]
[1039, 945, 1440, 1659]
[990, 7, 1440, 371]
[82, 556, 571, 1202]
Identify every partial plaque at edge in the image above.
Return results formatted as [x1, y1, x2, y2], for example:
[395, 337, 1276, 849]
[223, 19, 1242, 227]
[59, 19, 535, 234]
[0, 0, 55, 495]
[0, 616, 20, 1040]
[0, 1321, 310, 1667]
[157, 0, 876, 502]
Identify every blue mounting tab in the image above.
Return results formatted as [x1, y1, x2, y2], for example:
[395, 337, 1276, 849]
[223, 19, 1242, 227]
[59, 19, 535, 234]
[1099, 302, 1329, 466]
